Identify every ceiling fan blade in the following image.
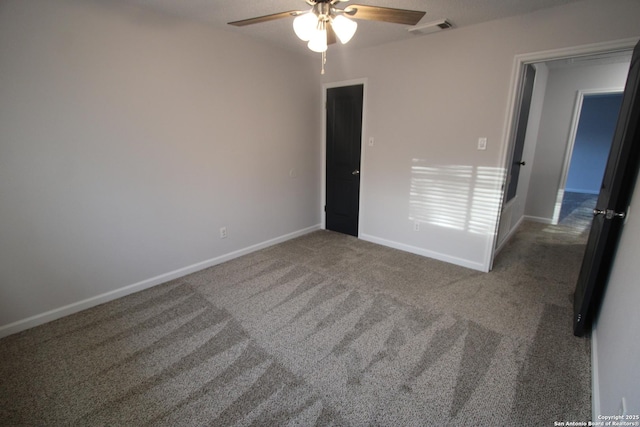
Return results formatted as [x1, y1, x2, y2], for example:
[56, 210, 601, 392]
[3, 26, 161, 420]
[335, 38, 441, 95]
[344, 5, 425, 25]
[326, 21, 337, 45]
[228, 11, 299, 27]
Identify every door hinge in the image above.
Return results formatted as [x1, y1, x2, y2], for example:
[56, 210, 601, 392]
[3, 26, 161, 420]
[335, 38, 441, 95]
[324, 205, 327, 212]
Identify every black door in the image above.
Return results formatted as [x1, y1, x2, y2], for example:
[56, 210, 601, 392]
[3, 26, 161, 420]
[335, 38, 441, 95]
[326, 84, 363, 237]
[506, 64, 536, 202]
[573, 41, 640, 337]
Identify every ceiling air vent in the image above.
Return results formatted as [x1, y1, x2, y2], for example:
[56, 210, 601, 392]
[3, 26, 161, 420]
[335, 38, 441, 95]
[408, 19, 453, 35]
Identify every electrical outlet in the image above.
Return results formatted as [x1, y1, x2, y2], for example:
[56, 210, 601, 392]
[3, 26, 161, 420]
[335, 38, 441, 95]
[414, 222, 420, 231]
[220, 227, 227, 239]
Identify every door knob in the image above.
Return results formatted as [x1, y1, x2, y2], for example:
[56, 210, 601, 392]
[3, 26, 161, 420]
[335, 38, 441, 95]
[516, 161, 526, 166]
[593, 208, 626, 219]
[352, 170, 360, 175]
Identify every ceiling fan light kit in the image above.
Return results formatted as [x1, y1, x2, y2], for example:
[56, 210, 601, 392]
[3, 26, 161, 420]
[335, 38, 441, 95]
[293, 2, 357, 53]
[228, 0, 427, 74]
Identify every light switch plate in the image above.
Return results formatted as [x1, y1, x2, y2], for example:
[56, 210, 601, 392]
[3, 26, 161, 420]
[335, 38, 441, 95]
[478, 137, 487, 150]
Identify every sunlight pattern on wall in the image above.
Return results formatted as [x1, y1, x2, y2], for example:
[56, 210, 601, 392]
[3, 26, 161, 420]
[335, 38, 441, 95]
[409, 160, 505, 235]
[468, 166, 506, 235]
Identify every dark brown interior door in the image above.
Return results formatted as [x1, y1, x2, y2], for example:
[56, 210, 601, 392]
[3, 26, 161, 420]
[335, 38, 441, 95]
[326, 85, 363, 237]
[506, 64, 536, 202]
[573, 41, 640, 337]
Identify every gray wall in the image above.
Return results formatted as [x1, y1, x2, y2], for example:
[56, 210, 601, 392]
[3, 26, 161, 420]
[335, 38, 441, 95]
[0, 0, 321, 331]
[595, 176, 640, 417]
[525, 61, 630, 222]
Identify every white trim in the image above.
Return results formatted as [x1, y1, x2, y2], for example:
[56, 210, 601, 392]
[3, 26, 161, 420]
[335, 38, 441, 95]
[321, 78, 368, 235]
[592, 326, 601, 421]
[513, 38, 639, 65]
[558, 90, 588, 205]
[0, 224, 321, 339]
[487, 46, 525, 271]
[360, 233, 487, 272]
[551, 188, 565, 225]
[564, 188, 601, 195]
[523, 215, 554, 224]
[495, 195, 518, 250]
[495, 214, 525, 255]
[489, 37, 640, 269]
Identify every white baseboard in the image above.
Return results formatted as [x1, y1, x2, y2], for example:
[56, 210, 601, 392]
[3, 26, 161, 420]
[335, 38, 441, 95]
[359, 233, 487, 272]
[524, 215, 553, 224]
[0, 225, 321, 339]
[565, 188, 600, 195]
[495, 215, 525, 255]
[591, 326, 601, 421]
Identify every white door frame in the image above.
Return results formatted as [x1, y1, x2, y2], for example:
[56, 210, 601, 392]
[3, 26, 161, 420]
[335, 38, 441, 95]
[321, 78, 368, 235]
[487, 37, 639, 271]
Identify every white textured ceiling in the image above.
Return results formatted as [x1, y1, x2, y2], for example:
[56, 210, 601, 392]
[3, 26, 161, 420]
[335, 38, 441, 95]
[123, 0, 587, 55]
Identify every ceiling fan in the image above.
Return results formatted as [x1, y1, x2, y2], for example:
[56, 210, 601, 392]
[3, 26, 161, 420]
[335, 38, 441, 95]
[228, 0, 426, 73]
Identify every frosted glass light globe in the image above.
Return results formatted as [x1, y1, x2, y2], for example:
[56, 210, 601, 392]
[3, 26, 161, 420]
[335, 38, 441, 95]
[332, 15, 357, 44]
[307, 27, 328, 52]
[293, 12, 317, 41]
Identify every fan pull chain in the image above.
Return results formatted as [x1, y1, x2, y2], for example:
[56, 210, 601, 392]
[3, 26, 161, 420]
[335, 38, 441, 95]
[321, 51, 326, 75]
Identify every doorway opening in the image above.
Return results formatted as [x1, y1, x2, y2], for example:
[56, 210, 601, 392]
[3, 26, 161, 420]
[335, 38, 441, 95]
[555, 92, 624, 229]
[322, 81, 366, 237]
[492, 43, 634, 265]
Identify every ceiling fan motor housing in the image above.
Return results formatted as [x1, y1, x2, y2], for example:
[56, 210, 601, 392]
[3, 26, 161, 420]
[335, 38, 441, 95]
[313, 2, 332, 21]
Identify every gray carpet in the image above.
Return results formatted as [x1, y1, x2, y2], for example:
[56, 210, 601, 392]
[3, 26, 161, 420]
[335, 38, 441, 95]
[0, 221, 592, 426]
[559, 192, 598, 225]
